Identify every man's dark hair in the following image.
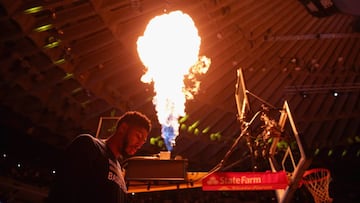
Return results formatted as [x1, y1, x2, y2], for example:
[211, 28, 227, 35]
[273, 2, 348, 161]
[117, 111, 152, 132]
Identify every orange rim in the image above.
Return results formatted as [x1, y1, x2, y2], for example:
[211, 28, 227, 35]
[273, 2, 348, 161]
[302, 168, 330, 184]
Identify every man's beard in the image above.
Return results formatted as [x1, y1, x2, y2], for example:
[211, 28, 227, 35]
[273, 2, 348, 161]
[121, 132, 130, 157]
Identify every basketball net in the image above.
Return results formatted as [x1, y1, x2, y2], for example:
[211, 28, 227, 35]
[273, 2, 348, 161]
[302, 168, 333, 203]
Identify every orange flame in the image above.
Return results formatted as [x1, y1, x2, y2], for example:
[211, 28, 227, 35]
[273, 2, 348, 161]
[137, 10, 210, 150]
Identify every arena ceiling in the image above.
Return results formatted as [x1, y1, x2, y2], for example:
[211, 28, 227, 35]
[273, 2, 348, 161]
[1, 0, 360, 184]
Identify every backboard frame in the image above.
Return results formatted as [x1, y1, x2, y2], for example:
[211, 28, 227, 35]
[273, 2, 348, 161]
[269, 101, 312, 203]
[96, 116, 120, 139]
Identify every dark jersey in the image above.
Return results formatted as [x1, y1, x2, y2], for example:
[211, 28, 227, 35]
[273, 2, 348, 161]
[47, 134, 127, 203]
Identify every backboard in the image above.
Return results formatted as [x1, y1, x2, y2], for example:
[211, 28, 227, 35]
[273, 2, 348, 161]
[235, 67, 250, 122]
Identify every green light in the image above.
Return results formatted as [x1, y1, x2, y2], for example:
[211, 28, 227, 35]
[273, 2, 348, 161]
[210, 132, 221, 141]
[150, 137, 157, 145]
[110, 109, 116, 117]
[276, 140, 288, 149]
[150, 136, 161, 145]
[327, 149, 333, 156]
[190, 120, 200, 128]
[210, 133, 216, 141]
[180, 123, 186, 131]
[187, 126, 194, 133]
[202, 126, 210, 134]
[157, 140, 164, 148]
[63, 73, 73, 80]
[194, 128, 200, 135]
[355, 136, 360, 143]
[179, 115, 188, 123]
[341, 150, 347, 157]
[81, 100, 91, 107]
[215, 132, 221, 140]
[53, 58, 65, 65]
[314, 148, 320, 155]
[44, 40, 61, 49]
[71, 87, 82, 94]
[34, 24, 53, 32]
[24, 6, 44, 14]
[107, 125, 116, 133]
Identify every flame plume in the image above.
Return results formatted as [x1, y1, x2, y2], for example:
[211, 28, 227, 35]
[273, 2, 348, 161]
[137, 11, 210, 151]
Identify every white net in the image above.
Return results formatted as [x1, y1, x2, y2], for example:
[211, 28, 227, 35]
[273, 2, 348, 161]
[302, 168, 332, 203]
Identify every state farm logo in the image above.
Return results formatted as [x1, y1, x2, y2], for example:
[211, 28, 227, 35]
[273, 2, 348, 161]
[206, 175, 262, 185]
[206, 176, 219, 185]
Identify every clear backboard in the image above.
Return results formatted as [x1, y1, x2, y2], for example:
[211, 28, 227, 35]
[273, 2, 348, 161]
[235, 67, 251, 122]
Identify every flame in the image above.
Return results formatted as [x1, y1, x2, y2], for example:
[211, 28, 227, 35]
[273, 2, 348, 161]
[137, 10, 210, 151]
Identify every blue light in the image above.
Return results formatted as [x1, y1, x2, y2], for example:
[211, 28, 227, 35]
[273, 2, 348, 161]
[162, 125, 175, 151]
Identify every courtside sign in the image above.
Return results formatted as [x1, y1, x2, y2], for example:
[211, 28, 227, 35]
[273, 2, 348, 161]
[202, 171, 288, 191]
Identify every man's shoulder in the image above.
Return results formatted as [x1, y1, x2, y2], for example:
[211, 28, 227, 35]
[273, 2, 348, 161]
[67, 134, 99, 149]
[63, 134, 104, 158]
[75, 134, 96, 141]
[72, 134, 107, 151]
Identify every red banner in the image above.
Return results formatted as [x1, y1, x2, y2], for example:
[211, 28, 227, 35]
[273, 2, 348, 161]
[202, 171, 288, 191]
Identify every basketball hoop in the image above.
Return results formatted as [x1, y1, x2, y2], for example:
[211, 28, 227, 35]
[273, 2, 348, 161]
[302, 168, 333, 203]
